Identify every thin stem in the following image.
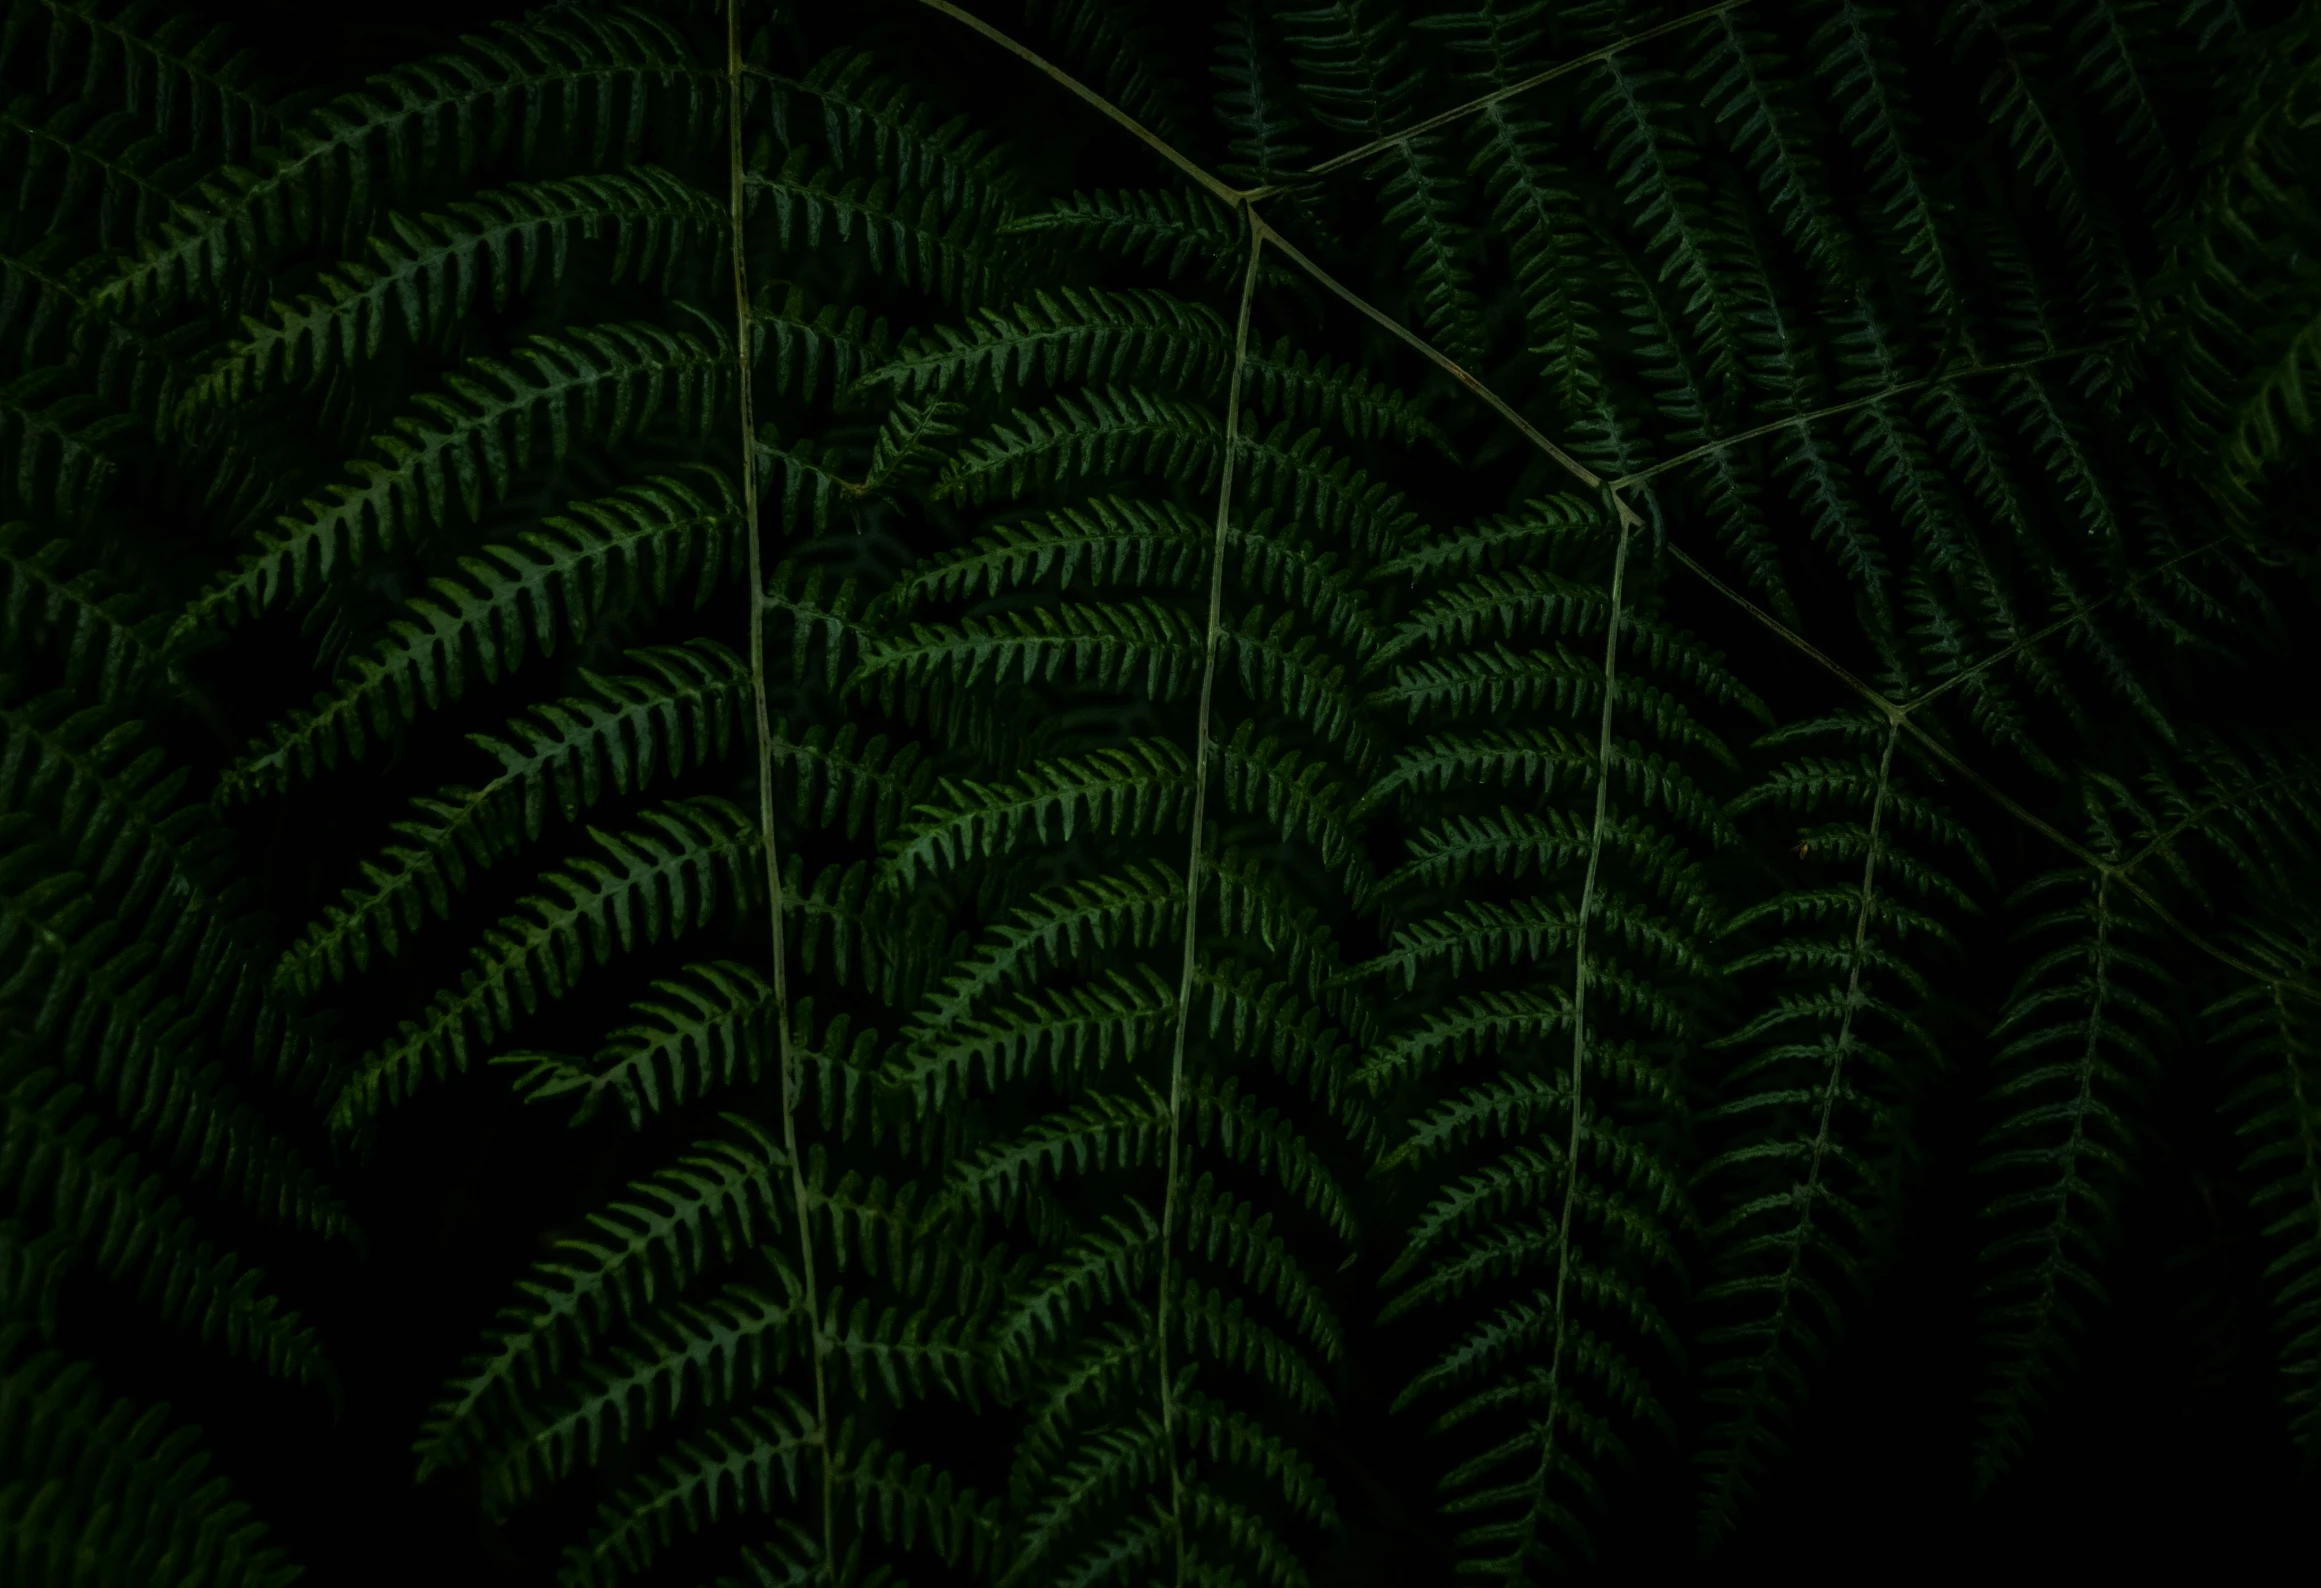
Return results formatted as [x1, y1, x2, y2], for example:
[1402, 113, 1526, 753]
[1706, 717, 1901, 1530]
[910, 0, 1243, 209]
[1527, 503, 1634, 1557]
[1607, 345, 2121, 492]
[1659, 540, 1897, 715]
[1155, 205, 1265, 1588]
[906, 0, 2310, 1011]
[1270, 0, 1753, 188]
[1898, 538, 2227, 715]
[729, 1, 834, 1570]
[1977, 870, 2112, 1487]
[1250, 215, 1611, 503]
[1663, 534, 2281, 987]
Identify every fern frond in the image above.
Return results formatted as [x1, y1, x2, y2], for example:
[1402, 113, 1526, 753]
[858, 601, 1202, 738]
[831, 1427, 1001, 1568]
[0, 1328, 298, 1588]
[0, 94, 182, 249]
[951, 1080, 1169, 1222]
[1025, 0, 1195, 143]
[747, 143, 1005, 305]
[1698, 718, 1982, 1539]
[2212, 925, 2321, 1450]
[901, 862, 1181, 1042]
[937, 388, 1219, 506]
[767, 43, 1018, 223]
[1280, 0, 1484, 360]
[1186, 1075, 1358, 1245]
[0, 1065, 328, 1384]
[1215, 722, 1368, 891]
[273, 640, 744, 995]
[893, 965, 1176, 1115]
[1213, 1, 1314, 189]
[990, 1202, 1161, 1374]
[92, 7, 712, 313]
[416, 1120, 783, 1485]
[1183, 1175, 1344, 1362]
[880, 741, 1194, 893]
[503, 961, 777, 1129]
[1808, 0, 1969, 326]
[1421, 0, 1611, 419]
[871, 281, 1441, 460]
[1971, 868, 2163, 1486]
[182, 325, 724, 633]
[0, 522, 177, 702]
[3, 0, 270, 151]
[476, 1275, 807, 1511]
[1694, 10, 1857, 283]
[867, 285, 1227, 400]
[1359, 987, 1571, 1090]
[1003, 188, 1252, 284]
[1178, 1386, 1338, 1526]
[1228, 604, 1379, 767]
[1584, 30, 1753, 412]
[816, 1284, 980, 1406]
[1170, 1273, 1332, 1412]
[1003, 1418, 1168, 1584]
[559, 1393, 817, 1588]
[187, 168, 724, 411]
[330, 796, 759, 1129]
[0, 685, 238, 975]
[1243, 337, 1447, 450]
[222, 475, 737, 799]
[0, 368, 133, 525]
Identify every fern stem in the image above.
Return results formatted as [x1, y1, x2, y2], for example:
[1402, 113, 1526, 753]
[1250, 216, 1607, 500]
[1522, 503, 1635, 1564]
[1978, 870, 2114, 1488]
[917, 0, 2306, 1029]
[1706, 715, 1901, 1533]
[1155, 203, 1264, 1588]
[912, 0, 1242, 208]
[1607, 343, 2119, 492]
[1901, 538, 2227, 716]
[1660, 536, 2297, 999]
[1280, 0, 1756, 186]
[729, 0, 835, 1568]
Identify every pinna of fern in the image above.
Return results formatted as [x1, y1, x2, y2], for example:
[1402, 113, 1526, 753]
[6, 0, 2320, 1580]
[860, 180, 1406, 1586]
[2144, 0, 2321, 518]
[1357, 490, 1753, 1576]
[1693, 707, 1988, 1539]
[2211, 917, 2321, 1455]
[249, 11, 1040, 1583]
[0, 14, 358, 1574]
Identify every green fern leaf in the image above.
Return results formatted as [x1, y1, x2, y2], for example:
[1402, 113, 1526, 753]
[186, 168, 726, 411]
[0, 1328, 298, 1588]
[272, 639, 747, 995]
[221, 475, 738, 800]
[330, 796, 759, 1129]
[181, 325, 725, 633]
[91, 8, 712, 313]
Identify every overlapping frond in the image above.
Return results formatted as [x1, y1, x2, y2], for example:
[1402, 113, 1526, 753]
[182, 324, 723, 632]
[220, 473, 739, 799]
[92, 6, 713, 314]
[13, 0, 2317, 1578]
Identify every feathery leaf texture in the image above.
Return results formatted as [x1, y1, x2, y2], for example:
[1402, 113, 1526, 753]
[10, 0, 2318, 1580]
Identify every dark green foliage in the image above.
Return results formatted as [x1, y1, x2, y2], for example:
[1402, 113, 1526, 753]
[7, 0, 2320, 1583]
[0, 1325, 298, 1588]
